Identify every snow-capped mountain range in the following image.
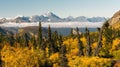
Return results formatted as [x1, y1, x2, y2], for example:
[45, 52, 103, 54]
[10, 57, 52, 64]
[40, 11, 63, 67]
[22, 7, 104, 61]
[0, 12, 107, 23]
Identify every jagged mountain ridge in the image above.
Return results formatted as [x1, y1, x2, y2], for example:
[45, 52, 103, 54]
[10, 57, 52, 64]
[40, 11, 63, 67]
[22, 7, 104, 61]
[0, 12, 107, 23]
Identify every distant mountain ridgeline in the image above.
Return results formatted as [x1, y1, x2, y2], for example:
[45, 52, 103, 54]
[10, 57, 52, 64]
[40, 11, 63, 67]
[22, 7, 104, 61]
[0, 12, 107, 23]
[1, 10, 120, 36]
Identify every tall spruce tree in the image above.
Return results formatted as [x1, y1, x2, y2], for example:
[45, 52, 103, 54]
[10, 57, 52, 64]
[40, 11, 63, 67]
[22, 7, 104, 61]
[101, 21, 113, 57]
[33, 33, 37, 49]
[0, 33, 3, 43]
[0, 48, 2, 67]
[24, 33, 29, 47]
[0, 33, 3, 67]
[52, 30, 58, 45]
[76, 27, 84, 56]
[52, 30, 59, 52]
[48, 25, 52, 40]
[48, 25, 52, 54]
[70, 28, 74, 37]
[48, 25, 56, 54]
[9, 33, 15, 46]
[60, 45, 68, 67]
[103, 21, 113, 44]
[38, 21, 42, 49]
[94, 20, 112, 56]
[58, 35, 63, 52]
[93, 21, 108, 56]
[85, 27, 92, 57]
[19, 35, 25, 47]
[94, 27, 103, 56]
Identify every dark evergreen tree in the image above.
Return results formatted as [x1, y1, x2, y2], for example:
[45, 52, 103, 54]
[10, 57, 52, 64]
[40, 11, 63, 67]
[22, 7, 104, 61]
[48, 25, 57, 54]
[85, 27, 92, 57]
[93, 20, 111, 56]
[103, 22, 113, 44]
[58, 35, 63, 52]
[0, 33, 3, 43]
[52, 30, 59, 52]
[94, 26, 104, 56]
[19, 35, 25, 47]
[48, 25, 52, 55]
[70, 28, 74, 37]
[52, 30, 58, 45]
[48, 25, 52, 41]
[14, 34, 20, 47]
[9, 33, 15, 46]
[117, 28, 120, 37]
[101, 21, 113, 57]
[0, 50, 3, 67]
[24, 33, 29, 47]
[38, 21, 42, 49]
[33, 33, 37, 49]
[60, 45, 68, 67]
[76, 27, 84, 56]
[15, 34, 20, 44]
[0, 33, 3, 67]
[41, 38, 47, 51]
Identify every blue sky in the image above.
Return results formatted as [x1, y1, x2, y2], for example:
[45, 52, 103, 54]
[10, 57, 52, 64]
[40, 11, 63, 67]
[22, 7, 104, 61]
[0, 0, 120, 18]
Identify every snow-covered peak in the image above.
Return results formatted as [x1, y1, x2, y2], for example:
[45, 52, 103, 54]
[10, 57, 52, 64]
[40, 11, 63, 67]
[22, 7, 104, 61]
[14, 15, 24, 18]
[47, 11, 53, 15]
[43, 11, 54, 17]
[67, 16, 74, 19]
[6, 18, 12, 20]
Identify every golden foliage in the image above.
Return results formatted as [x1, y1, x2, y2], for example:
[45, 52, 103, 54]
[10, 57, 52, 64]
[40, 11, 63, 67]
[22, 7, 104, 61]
[80, 37, 86, 47]
[1, 45, 45, 67]
[68, 56, 112, 67]
[1, 31, 120, 67]
[112, 50, 120, 59]
[49, 53, 60, 63]
[111, 38, 120, 51]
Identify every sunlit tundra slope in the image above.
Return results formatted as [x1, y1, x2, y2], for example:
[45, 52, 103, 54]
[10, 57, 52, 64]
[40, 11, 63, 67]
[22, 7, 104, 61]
[1, 11, 120, 67]
[109, 10, 120, 28]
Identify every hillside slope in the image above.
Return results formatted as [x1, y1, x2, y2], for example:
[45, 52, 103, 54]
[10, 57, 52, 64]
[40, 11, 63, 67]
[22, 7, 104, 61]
[109, 10, 120, 28]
